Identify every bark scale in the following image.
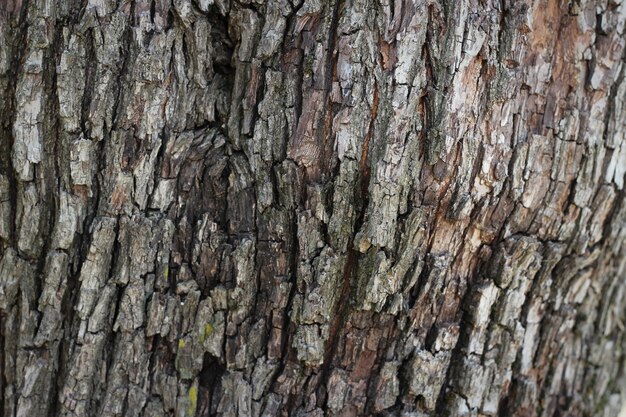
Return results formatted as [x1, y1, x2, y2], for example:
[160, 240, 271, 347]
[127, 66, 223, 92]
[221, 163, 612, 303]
[1, 0, 626, 416]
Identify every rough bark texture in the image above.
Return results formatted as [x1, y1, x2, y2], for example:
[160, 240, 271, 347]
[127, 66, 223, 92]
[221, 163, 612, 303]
[1, 0, 626, 416]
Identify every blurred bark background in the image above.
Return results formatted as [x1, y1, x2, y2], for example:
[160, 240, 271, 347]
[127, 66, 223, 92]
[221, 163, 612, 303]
[1, 0, 626, 416]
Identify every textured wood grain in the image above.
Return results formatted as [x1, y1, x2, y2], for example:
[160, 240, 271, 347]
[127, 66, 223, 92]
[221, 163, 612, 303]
[1, 0, 626, 416]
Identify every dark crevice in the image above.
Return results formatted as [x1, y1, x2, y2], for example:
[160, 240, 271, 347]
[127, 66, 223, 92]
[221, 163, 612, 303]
[0, 0, 31, 250]
[80, 26, 97, 138]
[0, 1, 32, 415]
[198, 353, 226, 416]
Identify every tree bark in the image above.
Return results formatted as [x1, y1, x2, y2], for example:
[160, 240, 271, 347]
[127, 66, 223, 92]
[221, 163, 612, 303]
[1, 0, 626, 416]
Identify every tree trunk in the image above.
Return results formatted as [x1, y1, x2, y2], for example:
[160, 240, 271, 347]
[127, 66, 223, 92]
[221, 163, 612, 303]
[1, 0, 626, 416]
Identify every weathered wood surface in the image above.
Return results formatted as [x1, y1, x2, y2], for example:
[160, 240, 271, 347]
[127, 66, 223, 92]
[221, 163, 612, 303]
[1, 0, 625, 416]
